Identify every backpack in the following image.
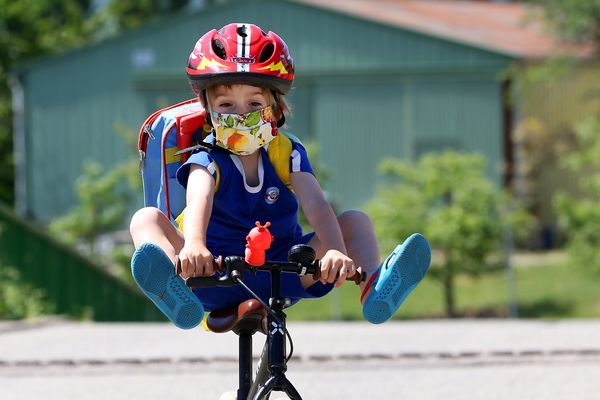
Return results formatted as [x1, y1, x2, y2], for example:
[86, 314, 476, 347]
[138, 98, 295, 222]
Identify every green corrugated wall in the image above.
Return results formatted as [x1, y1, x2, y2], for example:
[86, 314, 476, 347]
[314, 74, 503, 209]
[0, 203, 164, 321]
[18, 0, 513, 220]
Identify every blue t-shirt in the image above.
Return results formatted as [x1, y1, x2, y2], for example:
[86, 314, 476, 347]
[175, 136, 332, 310]
[176, 138, 313, 258]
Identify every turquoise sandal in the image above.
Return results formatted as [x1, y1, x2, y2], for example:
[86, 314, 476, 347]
[131, 243, 204, 329]
[362, 233, 431, 324]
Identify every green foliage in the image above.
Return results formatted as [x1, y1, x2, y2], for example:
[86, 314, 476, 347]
[287, 254, 600, 320]
[0, 264, 54, 320]
[529, 0, 600, 47]
[506, 0, 600, 89]
[107, 0, 187, 31]
[0, 0, 188, 206]
[554, 117, 600, 273]
[0, 0, 101, 205]
[48, 122, 141, 281]
[365, 151, 530, 316]
[49, 159, 138, 255]
[506, 2, 600, 247]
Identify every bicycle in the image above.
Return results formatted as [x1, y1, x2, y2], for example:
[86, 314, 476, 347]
[179, 222, 365, 400]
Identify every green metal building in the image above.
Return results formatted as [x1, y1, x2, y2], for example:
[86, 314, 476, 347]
[15, 0, 548, 221]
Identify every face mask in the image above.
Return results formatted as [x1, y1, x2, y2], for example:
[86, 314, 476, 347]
[210, 106, 282, 156]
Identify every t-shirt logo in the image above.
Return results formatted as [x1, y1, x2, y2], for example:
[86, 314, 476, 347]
[265, 186, 280, 204]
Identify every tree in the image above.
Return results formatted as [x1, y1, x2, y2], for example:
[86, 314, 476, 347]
[508, 1, 600, 247]
[47, 121, 141, 283]
[523, 1, 600, 262]
[0, 0, 98, 205]
[49, 158, 139, 256]
[107, 0, 188, 32]
[0, 264, 54, 319]
[529, 0, 600, 49]
[365, 151, 529, 317]
[0, 0, 189, 207]
[554, 117, 600, 273]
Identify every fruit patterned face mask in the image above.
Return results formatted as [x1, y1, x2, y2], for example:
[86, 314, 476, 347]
[210, 106, 282, 156]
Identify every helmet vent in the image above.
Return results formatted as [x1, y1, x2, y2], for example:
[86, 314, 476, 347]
[259, 43, 275, 63]
[236, 25, 248, 37]
[212, 39, 227, 60]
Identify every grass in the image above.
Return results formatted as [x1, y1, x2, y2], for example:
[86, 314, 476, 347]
[285, 258, 600, 320]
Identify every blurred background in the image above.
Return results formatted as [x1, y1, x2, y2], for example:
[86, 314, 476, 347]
[0, 0, 599, 323]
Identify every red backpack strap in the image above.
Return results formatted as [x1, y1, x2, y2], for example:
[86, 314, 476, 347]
[175, 108, 211, 163]
[137, 98, 199, 157]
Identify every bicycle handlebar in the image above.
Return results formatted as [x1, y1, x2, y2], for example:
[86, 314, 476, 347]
[177, 255, 365, 290]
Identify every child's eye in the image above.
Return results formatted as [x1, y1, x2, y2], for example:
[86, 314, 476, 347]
[249, 101, 265, 109]
[218, 102, 233, 108]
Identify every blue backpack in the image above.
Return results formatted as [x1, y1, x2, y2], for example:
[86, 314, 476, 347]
[138, 98, 296, 222]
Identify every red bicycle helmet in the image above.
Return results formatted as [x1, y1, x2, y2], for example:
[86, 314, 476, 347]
[187, 23, 295, 95]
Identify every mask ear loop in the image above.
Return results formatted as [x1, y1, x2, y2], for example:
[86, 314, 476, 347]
[271, 89, 286, 129]
[276, 113, 286, 128]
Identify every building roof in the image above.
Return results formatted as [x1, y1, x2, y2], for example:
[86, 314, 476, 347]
[292, 0, 595, 59]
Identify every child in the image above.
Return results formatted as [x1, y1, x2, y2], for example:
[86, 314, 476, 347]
[129, 23, 431, 329]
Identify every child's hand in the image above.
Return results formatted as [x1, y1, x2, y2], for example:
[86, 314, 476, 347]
[178, 243, 215, 278]
[319, 249, 356, 288]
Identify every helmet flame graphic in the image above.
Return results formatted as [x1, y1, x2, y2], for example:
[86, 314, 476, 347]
[196, 57, 227, 71]
[258, 61, 289, 75]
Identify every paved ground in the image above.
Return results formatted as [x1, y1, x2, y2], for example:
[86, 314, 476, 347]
[1, 318, 600, 399]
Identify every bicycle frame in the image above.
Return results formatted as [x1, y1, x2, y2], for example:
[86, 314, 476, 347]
[186, 256, 315, 400]
[184, 247, 364, 399]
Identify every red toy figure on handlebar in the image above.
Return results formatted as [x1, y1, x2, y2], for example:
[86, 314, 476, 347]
[245, 221, 274, 267]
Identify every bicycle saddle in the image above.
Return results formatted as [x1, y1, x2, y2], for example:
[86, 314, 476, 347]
[207, 299, 267, 335]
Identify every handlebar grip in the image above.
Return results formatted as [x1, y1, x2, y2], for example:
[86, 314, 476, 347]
[175, 257, 223, 277]
[312, 266, 366, 285]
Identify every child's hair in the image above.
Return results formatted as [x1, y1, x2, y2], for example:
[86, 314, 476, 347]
[201, 84, 291, 116]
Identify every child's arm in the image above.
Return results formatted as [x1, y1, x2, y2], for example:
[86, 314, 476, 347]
[178, 164, 216, 278]
[290, 171, 355, 288]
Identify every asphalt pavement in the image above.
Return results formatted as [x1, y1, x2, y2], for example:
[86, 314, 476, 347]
[1, 318, 600, 399]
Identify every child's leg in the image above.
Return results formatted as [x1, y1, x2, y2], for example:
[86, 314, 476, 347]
[130, 207, 184, 261]
[336, 210, 381, 287]
[301, 211, 380, 291]
[302, 210, 431, 324]
[300, 210, 380, 290]
[129, 207, 203, 329]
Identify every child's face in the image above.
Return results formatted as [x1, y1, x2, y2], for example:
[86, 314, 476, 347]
[205, 84, 280, 156]
[208, 84, 270, 115]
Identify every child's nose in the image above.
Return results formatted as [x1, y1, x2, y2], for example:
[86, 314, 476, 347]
[233, 104, 251, 114]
